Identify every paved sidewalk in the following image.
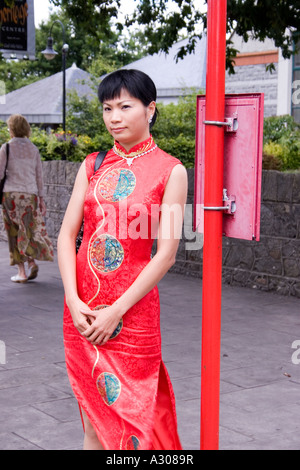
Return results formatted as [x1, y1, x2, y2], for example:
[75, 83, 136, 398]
[0, 240, 299, 450]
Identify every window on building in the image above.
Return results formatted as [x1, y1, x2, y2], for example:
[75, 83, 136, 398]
[292, 34, 300, 123]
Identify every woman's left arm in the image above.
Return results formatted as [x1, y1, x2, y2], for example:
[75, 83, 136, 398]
[81, 164, 188, 345]
[0, 144, 7, 180]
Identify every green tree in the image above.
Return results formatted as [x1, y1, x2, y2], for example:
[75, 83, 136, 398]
[0, 3, 148, 93]
[0, 5, 115, 92]
[50, 0, 300, 73]
[263, 115, 300, 170]
[50, 0, 122, 38]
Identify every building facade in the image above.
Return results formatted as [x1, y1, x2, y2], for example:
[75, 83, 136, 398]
[1, 34, 299, 127]
[226, 34, 300, 121]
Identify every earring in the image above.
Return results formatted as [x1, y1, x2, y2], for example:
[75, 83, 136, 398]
[148, 115, 153, 124]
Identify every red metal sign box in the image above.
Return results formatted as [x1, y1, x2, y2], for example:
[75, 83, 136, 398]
[194, 93, 264, 241]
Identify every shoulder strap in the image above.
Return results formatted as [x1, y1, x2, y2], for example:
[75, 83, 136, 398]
[94, 150, 108, 174]
[5, 143, 9, 169]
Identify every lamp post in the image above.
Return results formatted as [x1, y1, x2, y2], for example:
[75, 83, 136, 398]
[42, 20, 69, 153]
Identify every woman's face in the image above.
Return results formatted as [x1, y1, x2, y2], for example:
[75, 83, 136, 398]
[102, 89, 156, 152]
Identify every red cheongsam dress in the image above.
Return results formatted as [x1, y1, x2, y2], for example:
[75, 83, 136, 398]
[63, 136, 183, 450]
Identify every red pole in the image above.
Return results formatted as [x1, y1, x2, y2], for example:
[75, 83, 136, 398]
[201, 0, 227, 450]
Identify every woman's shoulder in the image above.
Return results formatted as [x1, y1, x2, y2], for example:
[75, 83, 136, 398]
[85, 151, 99, 162]
[25, 139, 41, 157]
[151, 147, 187, 193]
[155, 146, 184, 169]
[12, 137, 38, 149]
[28, 139, 40, 151]
[84, 151, 102, 180]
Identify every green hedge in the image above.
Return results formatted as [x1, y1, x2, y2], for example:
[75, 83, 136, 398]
[30, 128, 113, 162]
[262, 115, 300, 170]
[1, 95, 300, 171]
[0, 123, 113, 162]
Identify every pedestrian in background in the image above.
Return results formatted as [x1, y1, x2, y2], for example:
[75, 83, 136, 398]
[0, 114, 53, 283]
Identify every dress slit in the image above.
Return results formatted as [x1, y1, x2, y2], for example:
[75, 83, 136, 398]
[78, 402, 107, 449]
[151, 362, 182, 450]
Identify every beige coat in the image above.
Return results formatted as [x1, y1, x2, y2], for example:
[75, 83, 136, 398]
[0, 137, 44, 197]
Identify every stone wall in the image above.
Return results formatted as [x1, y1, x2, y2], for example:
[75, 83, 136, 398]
[172, 169, 300, 298]
[0, 160, 81, 245]
[0, 161, 299, 298]
[42, 161, 81, 241]
[225, 63, 278, 117]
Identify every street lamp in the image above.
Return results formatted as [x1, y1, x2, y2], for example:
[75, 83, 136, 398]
[42, 20, 69, 152]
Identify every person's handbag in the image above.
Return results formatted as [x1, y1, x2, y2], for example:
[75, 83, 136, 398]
[76, 150, 108, 252]
[0, 143, 9, 205]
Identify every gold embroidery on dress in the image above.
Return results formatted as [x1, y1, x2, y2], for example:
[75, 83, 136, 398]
[113, 137, 157, 166]
[113, 137, 153, 158]
[91, 345, 99, 378]
[87, 160, 121, 306]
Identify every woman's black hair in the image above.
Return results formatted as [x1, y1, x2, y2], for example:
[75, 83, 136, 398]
[98, 69, 158, 128]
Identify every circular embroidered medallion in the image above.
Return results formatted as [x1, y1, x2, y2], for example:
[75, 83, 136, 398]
[126, 435, 140, 450]
[90, 234, 124, 272]
[96, 372, 121, 406]
[93, 305, 123, 339]
[98, 168, 136, 202]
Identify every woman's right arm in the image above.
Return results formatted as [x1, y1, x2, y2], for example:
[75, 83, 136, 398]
[57, 161, 91, 334]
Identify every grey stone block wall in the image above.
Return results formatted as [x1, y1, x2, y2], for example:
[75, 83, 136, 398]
[0, 160, 81, 244]
[225, 63, 278, 117]
[172, 169, 300, 298]
[42, 161, 81, 241]
[0, 161, 299, 298]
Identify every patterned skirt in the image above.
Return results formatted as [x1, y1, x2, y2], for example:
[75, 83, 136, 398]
[2, 192, 54, 266]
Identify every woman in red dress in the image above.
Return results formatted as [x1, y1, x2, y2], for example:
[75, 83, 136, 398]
[57, 69, 188, 450]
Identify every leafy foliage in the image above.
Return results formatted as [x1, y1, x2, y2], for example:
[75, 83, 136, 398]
[263, 115, 300, 170]
[125, 0, 205, 60]
[1, 106, 300, 170]
[152, 93, 200, 167]
[0, 123, 9, 147]
[0, 8, 83, 92]
[50, 0, 300, 73]
[50, 0, 122, 37]
[0, 3, 149, 93]
[227, 0, 299, 60]
[29, 127, 112, 162]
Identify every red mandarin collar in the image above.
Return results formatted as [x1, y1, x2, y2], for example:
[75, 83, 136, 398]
[114, 135, 156, 157]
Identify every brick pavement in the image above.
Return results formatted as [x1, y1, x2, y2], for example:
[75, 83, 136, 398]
[0, 241, 299, 450]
